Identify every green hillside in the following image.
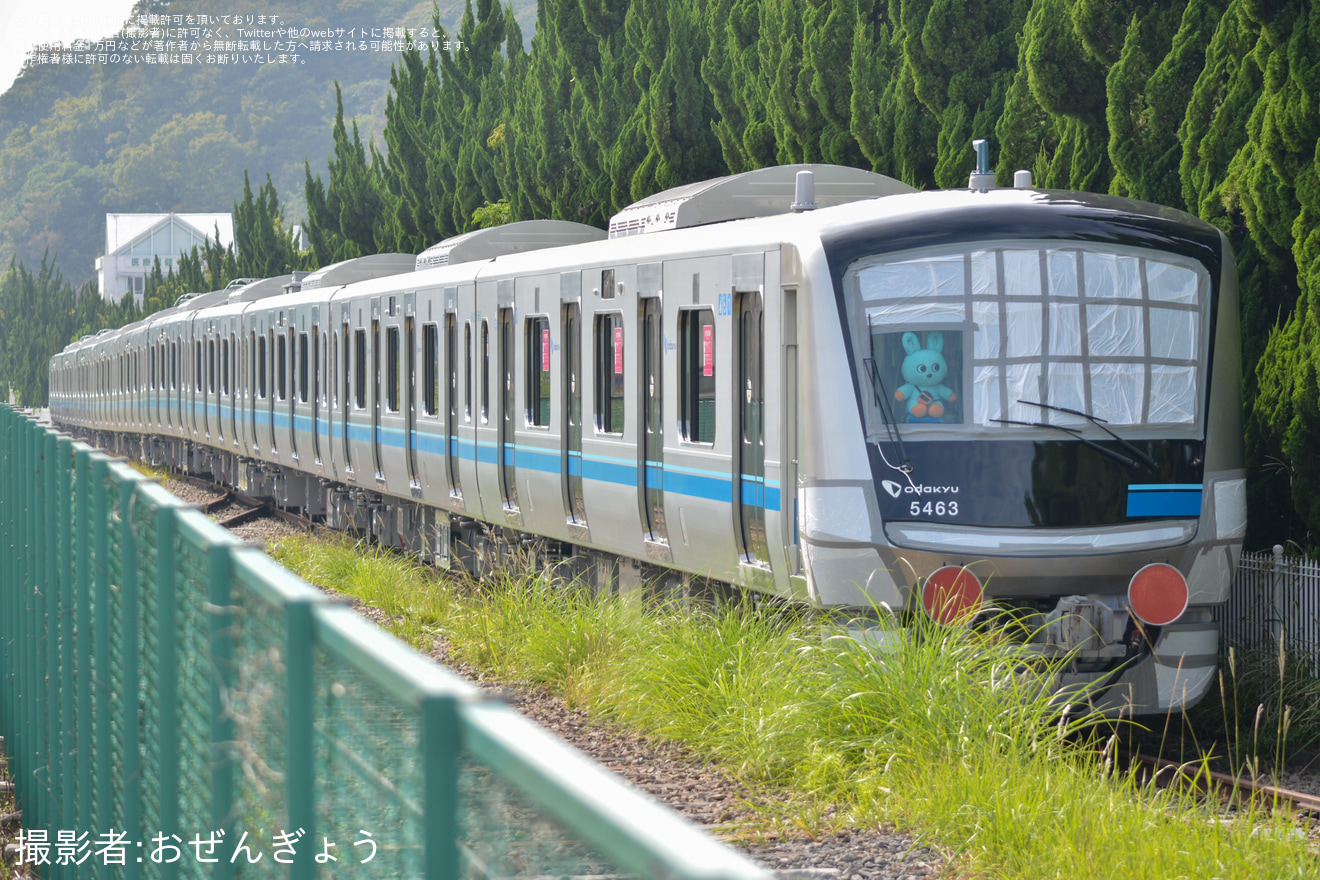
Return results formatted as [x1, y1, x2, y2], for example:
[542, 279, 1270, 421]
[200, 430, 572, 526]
[0, 0, 538, 285]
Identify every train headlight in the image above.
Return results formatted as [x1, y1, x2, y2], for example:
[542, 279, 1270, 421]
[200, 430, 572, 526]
[921, 565, 983, 624]
[1126, 563, 1189, 626]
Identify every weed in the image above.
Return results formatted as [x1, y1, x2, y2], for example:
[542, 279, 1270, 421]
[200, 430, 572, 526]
[270, 533, 1320, 878]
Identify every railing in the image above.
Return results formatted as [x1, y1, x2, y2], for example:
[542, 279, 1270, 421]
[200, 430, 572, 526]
[0, 405, 769, 880]
[1217, 546, 1320, 671]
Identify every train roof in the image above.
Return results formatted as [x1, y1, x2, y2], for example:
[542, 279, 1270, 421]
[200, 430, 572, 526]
[607, 163, 915, 238]
[415, 222, 606, 269]
[300, 254, 415, 289]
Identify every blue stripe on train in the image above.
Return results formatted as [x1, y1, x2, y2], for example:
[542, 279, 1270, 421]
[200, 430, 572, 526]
[169, 402, 782, 511]
[1126, 484, 1202, 518]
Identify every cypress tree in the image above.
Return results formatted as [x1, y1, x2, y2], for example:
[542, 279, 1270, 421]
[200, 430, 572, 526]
[379, 43, 442, 254]
[1022, 0, 1111, 190]
[804, 0, 866, 167]
[234, 170, 296, 278]
[304, 83, 385, 263]
[1238, 0, 1320, 549]
[703, 0, 752, 173]
[850, 7, 902, 176]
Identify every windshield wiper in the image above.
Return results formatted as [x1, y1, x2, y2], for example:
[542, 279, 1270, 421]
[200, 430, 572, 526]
[991, 418, 1145, 470]
[863, 314, 913, 478]
[1016, 399, 1159, 470]
[864, 357, 913, 476]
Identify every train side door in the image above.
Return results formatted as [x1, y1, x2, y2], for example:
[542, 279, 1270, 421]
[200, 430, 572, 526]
[562, 289, 587, 531]
[445, 298, 462, 502]
[405, 293, 419, 488]
[246, 324, 258, 454]
[499, 301, 518, 511]
[341, 304, 354, 479]
[206, 327, 216, 441]
[287, 320, 299, 462]
[640, 294, 667, 544]
[371, 296, 383, 480]
[456, 282, 483, 519]
[736, 289, 769, 566]
[229, 325, 239, 447]
[258, 320, 272, 454]
[312, 314, 323, 467]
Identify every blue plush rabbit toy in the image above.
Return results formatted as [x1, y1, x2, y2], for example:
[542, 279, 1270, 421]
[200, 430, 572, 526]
[894, 331, 956, 421]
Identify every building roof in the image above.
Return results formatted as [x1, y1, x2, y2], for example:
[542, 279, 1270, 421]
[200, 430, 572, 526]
[104, 213, 234, 256]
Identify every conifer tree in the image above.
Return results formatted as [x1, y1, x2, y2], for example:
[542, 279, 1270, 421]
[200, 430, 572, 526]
[378, 44, 443, 254]
[234, 170, 297, 278]
[304, 83, 385, 263]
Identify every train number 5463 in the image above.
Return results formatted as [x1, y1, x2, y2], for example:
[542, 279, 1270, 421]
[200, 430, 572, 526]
[911, 501, 958, 517]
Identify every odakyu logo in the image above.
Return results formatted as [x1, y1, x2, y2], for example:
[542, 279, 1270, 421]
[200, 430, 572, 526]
[882, 480, 960, 499]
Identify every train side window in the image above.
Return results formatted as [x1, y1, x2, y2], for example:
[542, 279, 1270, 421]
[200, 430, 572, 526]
[276, 333, 287, 400]
[340, 326, 349, 408]
[464, 321, 473, 422]
[594, 313, 624, 434]
[208, 339, 216, 394]
[423, 323, 439, 416]
[481, 320, 490, 423]
[221, 339, 230, 395]
[679, 309, 716, 443]
[526, 316, 550, 427]
[353, 329, 366, 409]
[299, 332, 310, 403]
[257, 336, 267, 398]
[386, 325, 400, 412]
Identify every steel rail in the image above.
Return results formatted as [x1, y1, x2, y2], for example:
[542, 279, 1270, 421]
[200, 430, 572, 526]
[1130, 750, 1320, 814]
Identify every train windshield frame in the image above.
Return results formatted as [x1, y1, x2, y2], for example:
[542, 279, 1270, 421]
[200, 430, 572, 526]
[844, 240, 1211, 443]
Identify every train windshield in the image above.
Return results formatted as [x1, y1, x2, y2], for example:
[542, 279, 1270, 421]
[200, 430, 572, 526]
[846, 241, 1210, 440]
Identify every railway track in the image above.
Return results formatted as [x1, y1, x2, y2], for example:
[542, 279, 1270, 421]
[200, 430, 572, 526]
[166, 472, 314, 535]
[1127, 749, 1320, 817]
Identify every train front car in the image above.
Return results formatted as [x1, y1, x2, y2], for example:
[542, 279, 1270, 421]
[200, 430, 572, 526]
[802, 187, 1244, 715]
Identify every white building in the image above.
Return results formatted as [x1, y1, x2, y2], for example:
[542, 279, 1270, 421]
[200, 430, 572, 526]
[96, 213, 235, 304]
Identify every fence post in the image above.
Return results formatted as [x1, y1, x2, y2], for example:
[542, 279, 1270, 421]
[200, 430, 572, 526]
[92, 457, 113, 836]
[208, 538, 236, 880]
[119, 476, 142, 880]
[42, 429, 58, 840]
[286, 599, 315, 880]
[75, 448, 94, 843]
[156, 504, 180, 880]
[56, 436, 76, 875]
[1272, 543, 1285, 648]
[422, 694, 460, 880]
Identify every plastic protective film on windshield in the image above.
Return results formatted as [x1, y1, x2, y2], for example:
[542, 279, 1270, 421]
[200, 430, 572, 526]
[847, 242, 1208, 440]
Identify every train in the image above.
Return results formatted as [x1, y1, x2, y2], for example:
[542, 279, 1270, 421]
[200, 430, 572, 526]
[48, 154, 1245, 715]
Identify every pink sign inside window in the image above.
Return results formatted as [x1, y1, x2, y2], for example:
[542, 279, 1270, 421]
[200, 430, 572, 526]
[613, 327, 623, 374]
[702, 324, 713, 377]
[541, 328, 550, 371]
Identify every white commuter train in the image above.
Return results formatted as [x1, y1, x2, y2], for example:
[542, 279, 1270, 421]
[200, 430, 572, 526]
[50, 160, 1245, 714]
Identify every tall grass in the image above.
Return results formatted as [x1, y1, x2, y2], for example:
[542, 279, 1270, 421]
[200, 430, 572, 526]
[1186, 637, 1320, 778]
[269, 534, 1320, 878]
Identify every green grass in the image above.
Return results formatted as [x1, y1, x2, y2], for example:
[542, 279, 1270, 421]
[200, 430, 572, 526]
[268, 533, 1320, 879]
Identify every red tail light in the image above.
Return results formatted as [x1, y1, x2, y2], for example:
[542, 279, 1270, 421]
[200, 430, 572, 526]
[922, 566, 983, 624]
[1127, 563, 1188, 626]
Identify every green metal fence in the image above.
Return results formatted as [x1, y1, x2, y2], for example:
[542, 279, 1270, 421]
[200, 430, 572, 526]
[0, 406, 770, 880]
